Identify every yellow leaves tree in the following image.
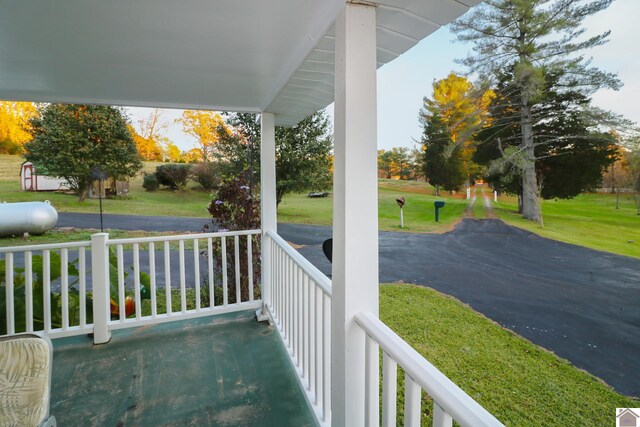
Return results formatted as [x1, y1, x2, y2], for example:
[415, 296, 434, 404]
[128, 124, 164, 161]
[131, 108, 170, 161]
[0, 101, 38, 153]
[420, 73, 494, 180]
[165, 143, 183, 163]
[177, 110, 229, 161]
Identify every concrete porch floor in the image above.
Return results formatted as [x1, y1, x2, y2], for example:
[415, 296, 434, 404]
[50, 311, 316, 426]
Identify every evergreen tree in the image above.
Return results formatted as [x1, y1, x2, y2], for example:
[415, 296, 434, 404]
[475, 71, 618, 207]
[453, 0, 621, 223]
[422, 115, 465, 195]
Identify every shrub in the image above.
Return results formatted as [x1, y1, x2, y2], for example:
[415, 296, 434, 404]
[142, 173, 159, 192]
[190, 162, 221, 191]
[155, 164, 191, 190]
[206, 171, 261, 302]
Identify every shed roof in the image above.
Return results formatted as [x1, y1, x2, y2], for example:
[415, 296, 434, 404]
[0, 0, 480, 126]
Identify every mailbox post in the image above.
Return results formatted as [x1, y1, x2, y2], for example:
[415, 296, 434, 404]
[434, 201, 445, 222]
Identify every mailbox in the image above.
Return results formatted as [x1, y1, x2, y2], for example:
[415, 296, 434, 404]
[434, 201, 445, 222]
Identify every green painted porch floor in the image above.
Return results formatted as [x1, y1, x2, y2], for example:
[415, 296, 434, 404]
[50, 311, 316, 427]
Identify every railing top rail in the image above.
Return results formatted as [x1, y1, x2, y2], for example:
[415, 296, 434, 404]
[355, 311, 504, 427]
[266, 230, 332, 296]
[0, 240, 91, 253]
[108, 229, 261, 245]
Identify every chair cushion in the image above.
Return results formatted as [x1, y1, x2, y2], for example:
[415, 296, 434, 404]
[0, 337, 51, 427]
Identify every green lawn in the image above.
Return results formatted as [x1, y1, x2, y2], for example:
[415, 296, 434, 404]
[493, 192, 640, 258]
[380, 284, 639, 426]
[1, 155, 466, 233]
[278, 179, 467, 233]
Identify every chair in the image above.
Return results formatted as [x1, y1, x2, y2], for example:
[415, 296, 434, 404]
[0, 333, 56, 427]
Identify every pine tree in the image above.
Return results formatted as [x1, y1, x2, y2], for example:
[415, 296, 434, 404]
[452, 0, 621, 223]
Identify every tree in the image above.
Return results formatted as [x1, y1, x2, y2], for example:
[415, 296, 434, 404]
[475, 72, 618, 209]
[0, 101, 38, 153]
[421, 114, 466, 195]
[24, 104, 142, 201]
[130, 108, 169, 161]
[177, 110, 229, 161]
[452, 0, 621, 223]
[275, 112, 333, 205]
[212, 113, 260, 187]
[216, 111, 333, 207]
[128, 125, 163, 161]
[377, 148, 413, 180]
[419, 74, 492, 189]
[165, 142, 183, 163]
[377, 149, 393, 179]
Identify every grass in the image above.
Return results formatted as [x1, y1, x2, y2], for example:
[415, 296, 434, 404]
[2, 155, 467, 233]
[379, 284, 639, 426]
[278, 179, 468, 233]
[493, 192, 640, 258]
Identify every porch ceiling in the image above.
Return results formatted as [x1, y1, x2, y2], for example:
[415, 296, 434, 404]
[0, 0, 480, 126]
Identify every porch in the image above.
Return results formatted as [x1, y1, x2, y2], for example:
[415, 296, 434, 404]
[51, 311, 315, 426]
[0, 1, 503, 425]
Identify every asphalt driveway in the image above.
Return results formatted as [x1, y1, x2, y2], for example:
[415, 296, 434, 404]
[56, 213, 640, 396]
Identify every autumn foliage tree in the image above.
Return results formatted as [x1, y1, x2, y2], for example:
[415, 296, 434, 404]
[129, 109, 169, 161]
[0, 101, 38, 153]
[24, 104, 142, 201]
[178, 110, 229, 161]
[419, 74, 492, 192]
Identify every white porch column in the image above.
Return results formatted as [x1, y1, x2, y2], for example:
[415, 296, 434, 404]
[332, 3, 378, 426]
[260, 112, 277, 316]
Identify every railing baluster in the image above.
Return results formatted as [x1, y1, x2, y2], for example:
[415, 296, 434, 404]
[117, 245, 125, 321]
[303, 274, 309, 383]
[179, 240, 186, 313]
[433, 402, 453, 427]
[277, 245, 282, 324]
[404, 374, 421, 427]
[5, 253, 14, 335]
[222, 236, 228, 306]
[43, 250, 51, 333]
[297, 266, 302, 367]
[309, 280, 316, 396]
[25, 251, 33, 332]
[293, 264, 298, 361]
[207, 238, 214, 308]
[133, 243, 141, 320]
[61, 249, 69, 330]
[194, 238, 200, 311]
[365, 335, 380, 427]
[164, 241, 172, 316]
[315, 286, 321, 405]
[234, 235, 241, 304]
[149, 242, 157, 318]
[382, 352, 398, 427]
[247, 235, 254, 301]
[322, 291, 331, 423]
[79, 248, 86, 328]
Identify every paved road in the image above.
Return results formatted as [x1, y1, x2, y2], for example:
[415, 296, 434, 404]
[56, 213, 640, 396]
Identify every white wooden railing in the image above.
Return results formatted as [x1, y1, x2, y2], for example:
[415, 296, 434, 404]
[1, 241, 92, 338]
[105, 230, 261, 332]
[264, 231, 332, 427]
[1, 230, 262, 342]
[355, 311, 504, 427]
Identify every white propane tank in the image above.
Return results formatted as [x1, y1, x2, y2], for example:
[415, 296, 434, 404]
[0, 201, 58, 237]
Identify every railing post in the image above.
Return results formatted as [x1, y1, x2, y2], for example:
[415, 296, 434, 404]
[91, 233, 111, 344]
[260, 112, 277, 321]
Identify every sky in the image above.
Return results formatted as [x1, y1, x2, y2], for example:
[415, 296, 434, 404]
[126, 0, 640, 152]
